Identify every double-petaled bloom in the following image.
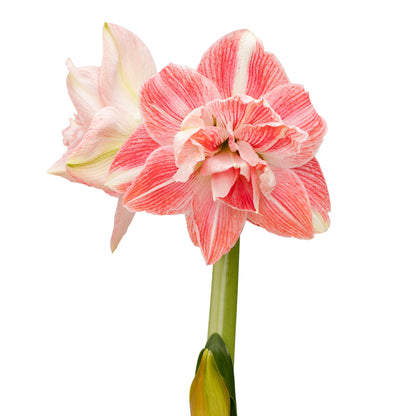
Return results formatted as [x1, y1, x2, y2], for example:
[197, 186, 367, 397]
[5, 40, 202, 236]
[108, 29, 330, 264]
[48, 23, 156, 250]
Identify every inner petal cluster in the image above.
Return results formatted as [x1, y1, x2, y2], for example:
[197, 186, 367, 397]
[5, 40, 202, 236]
[173, 94, 307, 212]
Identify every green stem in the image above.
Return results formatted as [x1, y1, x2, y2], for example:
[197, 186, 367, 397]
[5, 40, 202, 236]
[207, 239, 240, 363]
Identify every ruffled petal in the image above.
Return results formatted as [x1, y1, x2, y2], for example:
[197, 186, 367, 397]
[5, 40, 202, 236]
[235, 123, 305, 156]
[140, 64, 221, 146]
[66, 107, 133, 192]
[206, 95, 279, 131]
[252, 126, 310, 169]
[107, 124, 160, 193]
[237, 141, 267, 169]
[62, 114, 85, 147]
[48, 118, 85, 182]
[66, 59, 102, 127]
[110, 198, 135, 252]
[200, 150, 250, 180]
[191, 181, 246, 264]
[292, 158, 330, 233]
[248, 168, 313, 238]
[100, 23, 157, 114]
[198, 29, 289, 99]
[124, 146, 198, 214]
[177, 106, 228, 152]
[264, 84, 327, 167]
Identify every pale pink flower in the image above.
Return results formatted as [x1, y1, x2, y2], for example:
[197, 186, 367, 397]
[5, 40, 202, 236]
[48, 23, 156, 250]
[108, 30, 330, 264]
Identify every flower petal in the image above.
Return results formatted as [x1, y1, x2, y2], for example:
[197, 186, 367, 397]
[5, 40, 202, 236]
[292, 158, 330, 233]
[200, 150, 250, 180]
[177, 106, 228, 153]
[237, 141, 267, 169]
[66, 107, 133, 192]
[124, 146, 198, 214]
[248, 168, 313, 238]
[110, 198, 135, 252]
[198, 29, 289, 99]
[174, 126, 229, 182]
[206, 95, 279, 131]
[48, 153, 79, 183]
[264, 84, 327, 167]
[107, 124, 160, 193]
[66, 59, 102, 127]
[192, 181, 246, 264]
[254, 126, 310, 169]
[185, 211, 200, 247]
[219, 175, 256, 212]
[100, 23, 157, 114]
[236, 123, 305, 156]
[211, 169, 239, 199]
[140, 64, 221, 146]
[62, 114, 85, 147]
[48, 117, 85, 182]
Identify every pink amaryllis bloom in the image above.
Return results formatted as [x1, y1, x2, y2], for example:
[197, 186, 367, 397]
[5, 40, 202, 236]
[108, 30, 330, 264]
[48, 23, 156, 250]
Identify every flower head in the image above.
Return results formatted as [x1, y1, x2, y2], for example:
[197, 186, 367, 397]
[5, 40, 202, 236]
[48, 23, 156, 250]
[109, 30, 330, 263]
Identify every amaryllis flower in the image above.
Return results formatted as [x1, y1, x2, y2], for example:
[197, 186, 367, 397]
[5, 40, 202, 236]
[48, 23, 156, 250]
[108, 30, 330, 264]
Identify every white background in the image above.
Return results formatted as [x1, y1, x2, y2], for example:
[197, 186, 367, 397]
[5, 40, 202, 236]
[1, 0, 415, 415]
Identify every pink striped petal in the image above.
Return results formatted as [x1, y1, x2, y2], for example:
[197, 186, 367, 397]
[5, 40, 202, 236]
[66, 59, 102, 127]
[258, 165, 276, 198]
[251, 167, 262, 212]
[192, 182, 246, 264]
[107, 124, 160, 193]
[174, 126, 229, 182]
[250, 126, 310, 169]
[140, 64, 221, 146]
[264, 84, 327, 167]
[100, 23, 157, 114]
[124, 146, 198, 214]
[174, 138, 205, 182]
[200, 150, 250, 180]
[187, 126, 228, 153]
[198, 30, 289, 99]
[237, 141, 267, 169]
[235, 124, 304, 155]
[248, 168, 313, 238]
[219, 175, 256, 212]
[206, 95, 280, 131]
[292, 158, 330, 233]
[185, 211, 199, 247]
[211, 169, 239, 199]
[110, 198, 135, 252]
[66, 107, 133, 192]
[200, 150, 236, 176]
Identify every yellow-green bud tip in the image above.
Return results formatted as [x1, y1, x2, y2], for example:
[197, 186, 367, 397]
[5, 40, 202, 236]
[189, 349, 230, 416]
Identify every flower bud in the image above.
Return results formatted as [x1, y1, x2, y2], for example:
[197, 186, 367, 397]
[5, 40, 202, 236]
[189, 349, 230, 416]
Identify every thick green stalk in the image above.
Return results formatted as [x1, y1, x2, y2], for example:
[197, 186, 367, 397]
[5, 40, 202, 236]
[207, 239, 240, 362]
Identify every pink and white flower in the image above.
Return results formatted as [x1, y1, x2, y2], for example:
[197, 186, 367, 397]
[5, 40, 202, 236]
[108, 30, 330, 264]
[48, 23, 156, 250]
